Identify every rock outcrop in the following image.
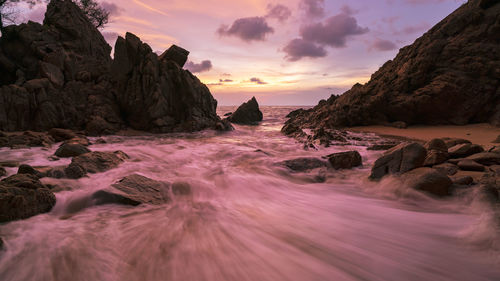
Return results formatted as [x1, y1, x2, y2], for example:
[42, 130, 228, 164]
[284, 1, 500, 134]
[0, 0, 228, 135]
[227, 97, 263, 125]
[64, 151, 129, 179]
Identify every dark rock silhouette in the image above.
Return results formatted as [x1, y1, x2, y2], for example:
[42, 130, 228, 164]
[0, 0, 229, 134]
[227, 97, 263, 125]
[284, 1, 500, 135]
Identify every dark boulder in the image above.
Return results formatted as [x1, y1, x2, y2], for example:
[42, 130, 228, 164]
[451, 175, 474, 185]
[17, 164, 44, 178]
[227, 97, 263, 125]
[92, 174, 170, 206]
[457, 159, 485, 171]
[423, 139, 449, 166]
[54, 143, 90, 158]
[443, 138, 472, 149]
[370, 142, 427, 179]
[64, 151, 129, 179]
[432, 163, 459, 176]
[448, 143, 484, 158]
[159, 45, 189, 67]
[367, 143, 399, 151]
[48, 128, 78, 142]
[326, 151, 362, 170]
[466, 152, 500, 166]
[280, 158, 327, 172]
[401, 167, 452, 197]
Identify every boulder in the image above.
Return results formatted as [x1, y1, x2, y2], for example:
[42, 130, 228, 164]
[443, 138, 472, 149]
[432, 163, 459, 176]
[282, 2, 500, 133]
[48, 128, 78, 142]
[448, 143, 484, 158]
[92, 174, 170, 206]
[0, 132, 54, 148]
[457, 159, 485, 171]
[326, 151, 362, 170]
[54, 143, 91, 158]
[63, 136, 90, 146]
[17, 164, 44, 178]
[451, 175, 474, 185]
[367, 143, 398, 151]
[424, 138, 448, 152]
[172, 181, 192, 196]
[159, 45, 189, 67]
[280, 158, 327, 172]
[64, 151, 129, 179]
[227, 97, 263, 125]
[401, 167, 452, 197]
[0, 175, 56, 222]
[466, 152, 500, 166]
[423, 150, 449, 166]
[370, 142, 427, 179]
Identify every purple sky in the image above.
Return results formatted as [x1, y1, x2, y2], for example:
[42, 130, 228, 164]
[21, 0, 464, 105]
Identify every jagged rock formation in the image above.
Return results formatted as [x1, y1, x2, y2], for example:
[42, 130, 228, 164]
[227, 97, 263, 125]
[284, 0, 500, 135]
[0, 0, 228, 135]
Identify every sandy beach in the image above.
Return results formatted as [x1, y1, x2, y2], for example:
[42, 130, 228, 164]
[349, 123, 500, 146]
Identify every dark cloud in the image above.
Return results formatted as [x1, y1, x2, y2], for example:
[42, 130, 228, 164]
[217, 17, 274, 42]
[340, 5, 357, 15]
[266, 4, 292, 22]
[185, 60, 213, 73]
[300, 13, 369, 48]
[249, 77, 268, 85]
[283, 38, 327, 61]
[219, 79, 234, 82]
[102, 31, 119, 44]
[101, 1, 122, 16]
[300, 0, 325, 18]
[371, 38, 397, 51]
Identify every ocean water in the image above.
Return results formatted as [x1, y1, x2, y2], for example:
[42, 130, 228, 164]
[0, 106, 499, 281]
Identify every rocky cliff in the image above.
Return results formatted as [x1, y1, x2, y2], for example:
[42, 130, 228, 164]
[284, 0, 500, 135]
[0, 0, 228, 135]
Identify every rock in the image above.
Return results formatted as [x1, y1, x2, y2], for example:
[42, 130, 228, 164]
[281, 158, 327, 172]
[466, 152, 500, 166]
[474, 184, 499, 205]
[433, 163, 459, 176]
[39, 62, 64, 88]
[0, 175, 56, 222]
[64, 151, 129, 179]
[0, 167, 5, 177]
[424, 138, 448, 152]
[0, 161, 20, 167]
[223, 112, 232, 117]
[63, 136, 90, 146]
[448, 143, 484, 158]
[401, 167, 452, 197]
[172, 181, 192, 196]
[367, 143, 398, 151]
[451, 175, 474, 185]
[492, 135, 500, 143]
[17, 164, 44, 178]
[457, 159, 485, 171]
[423, 150, 449, 166]
[95, 138, 107, 144]
[325, 151, 362, 170]
[282, 2, 500, 133]
[54, 143, 91, 158]
[92, 174, 170, 206]
[48, 128, 77, 142]
[159, 45, 189, 67]
[370, 142, 427, 179]
[0, 237, 3, 250]
[443, 138, 472, 149]
[227, 97, 263, 125]
[0, 132, 54, 148]
[45, 166, 66, 179]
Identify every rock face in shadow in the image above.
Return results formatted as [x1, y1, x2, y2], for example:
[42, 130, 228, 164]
[0, 174, 56, 223]
[284, 1, 500, 133]
[227, 97, 263, 125]
[64, 151, 129, 179]
[0, 0, 228, 134]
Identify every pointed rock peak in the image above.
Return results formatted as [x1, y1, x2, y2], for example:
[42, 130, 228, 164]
[159, 45, 190, 67]
[228, 97, 263, 125]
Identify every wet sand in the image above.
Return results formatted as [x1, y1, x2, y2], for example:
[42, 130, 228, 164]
[349, 123, 500, 146]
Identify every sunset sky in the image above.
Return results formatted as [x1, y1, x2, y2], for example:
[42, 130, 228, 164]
[22, 0, 463, 105]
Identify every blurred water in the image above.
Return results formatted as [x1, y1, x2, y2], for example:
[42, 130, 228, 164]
[0, 106, 499, 281]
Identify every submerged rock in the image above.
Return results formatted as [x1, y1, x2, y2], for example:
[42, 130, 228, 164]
[65, 151, 129, 179]
[401, 167, 452, 197]
[326, 151, 362, 170]
[54, 143, 91, 158]
[280, 158, 327, 172]
[0, 174, 56, 222]
[92, 174, 170, 206]
[227, 97, 263, 125]
[172, 181, 192, 196]
[370, 142, 427, 179]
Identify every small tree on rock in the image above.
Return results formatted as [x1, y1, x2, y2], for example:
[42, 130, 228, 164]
[75, 0, 109, 29]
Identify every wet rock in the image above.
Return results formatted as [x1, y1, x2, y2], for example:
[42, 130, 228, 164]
[423, 150, 449, 166]
[46, 166, 66, 179]
[286, 108, 307, 119]
[63, 137, 90, 146]
[159, 45, 189, 67]
[424, 139, 448, 152]
[227, 97, 263, 125]
[281, 123, 306, 138]
[325, 151, 362, 170]
[0, 167, 6, 177]
[310, 128, 347, 147]
[0, 161, 20, 167]
[95, 138, 107, 144]
[370, 142, 427, 179]
[281, 158, 327, 172]
[457, 159, 485, 171]
[0, 132, 54, 148]
[92, 174, 170, 206]
[443, 138, 472, 149]
[17, 164, 44, 178]
[448, 143, 484, 158]
[54, 143, 91, 158]
[401, 167, 452, 197]
[0, 175, 56, 222]
[172, 181, 192, 196]
[48, 128, 77, 142]
[367, 143, 398, 151]
[466, 152, 500, 166]
[65, 151, 129, 179]
[433, 163, 459, 176]
[451, 175, 474, 186]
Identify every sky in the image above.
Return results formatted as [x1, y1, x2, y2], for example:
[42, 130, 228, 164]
[19, 0, 464, 105]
